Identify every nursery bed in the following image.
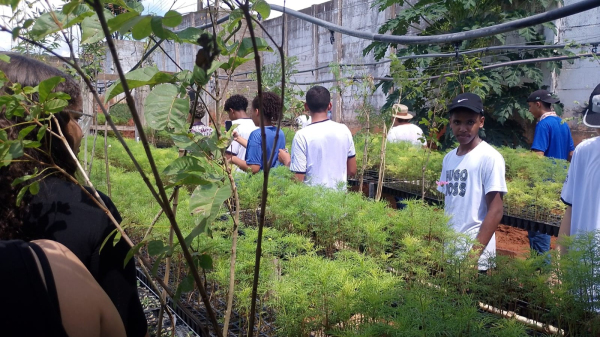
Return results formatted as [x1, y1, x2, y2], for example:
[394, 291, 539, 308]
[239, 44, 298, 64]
[349, 176, 562, 237]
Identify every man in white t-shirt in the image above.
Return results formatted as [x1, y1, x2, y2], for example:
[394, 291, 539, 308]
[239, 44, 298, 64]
[279, 86, 357, 189]
[437, 93, 507, 271]
[386, 103, 424, 146]
[223, 94, 258, 172]
[559, 83, 600, 247]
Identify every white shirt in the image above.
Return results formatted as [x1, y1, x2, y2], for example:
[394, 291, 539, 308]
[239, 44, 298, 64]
[437, 141, 507, 270]
[561, 136, 600, 236]
[290, 119, 356, 189]
[387, 123, 424, 146]
[226, 118, 258, 172]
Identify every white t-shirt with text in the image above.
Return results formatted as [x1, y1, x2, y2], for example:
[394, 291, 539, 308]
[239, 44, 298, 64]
[561, 136, 600, 236]
[226, 118, 258, 172]
[437, 141, 507, 270]
[290, 119, 356, 189]
[387, 123, 424, 146]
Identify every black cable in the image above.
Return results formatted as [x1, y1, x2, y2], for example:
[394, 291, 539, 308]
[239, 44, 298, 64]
[229, 40, 600, 77]
[268, 1, 600, 45]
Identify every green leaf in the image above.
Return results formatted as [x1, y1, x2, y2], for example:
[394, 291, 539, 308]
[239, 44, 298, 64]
[0, 54, 10, 63]
[189, 183, 231, 219]
[148, 239, 168, 256]
[104, 66, 176, 102]
[15, 184, 28, 206]
[123, 241, 145, 268]
[163, 156, 207, 176]
[237, 37, 273, 58]
[131, 16, 152, 40]
[28, 181, 39, 195]
[36, 125, 48, 142]
[162, 10, 182, 27]
[112, 230, 122, 247]
[18, 125, 36, 140]
[107, 11, 139, 32]
[184, 217, 208, 247]
[174, 273, 194, 302]
[38, 76, 65, 103]
[176, 27, 203, 44]
[144, 83, 188, 132]
[252, 0, 271, 20]
[197, 254, 213, 269]
[81, 11, 113, 44]
[62, 0, 81, 14]
[11, 173, 35, 187]
[99, 228, 118, 253]
[45, 99, 69, 113]
[150, 16, 165, 38]
[0, 130, 7, 141]
[8, 141, 23, 160]
[0, 0, 21, 11]
[192, 66, 209, 86]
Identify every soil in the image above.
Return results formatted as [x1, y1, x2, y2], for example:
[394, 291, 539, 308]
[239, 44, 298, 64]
[495, 224, 557, 258]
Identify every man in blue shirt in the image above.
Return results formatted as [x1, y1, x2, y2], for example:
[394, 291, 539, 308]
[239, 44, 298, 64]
[527, 89, 575, 255]
[230, 92, 286, 173]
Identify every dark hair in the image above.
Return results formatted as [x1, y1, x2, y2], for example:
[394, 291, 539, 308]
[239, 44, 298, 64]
[224, 94, 248, 112]
[0, 53, 81, 107]
[252, 92, 282, 122]
[306, 86, 330, 112]
[0, 53, 80, 239]
[541, 101, 552, 111]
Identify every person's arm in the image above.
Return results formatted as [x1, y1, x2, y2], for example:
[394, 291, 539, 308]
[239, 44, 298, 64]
[568, 151, 573, 162]
[249, 164, 261, 174]
[557, 206, 572, 256]
[232, 131, 248, 148]
[347, 156, 357, 177]
[289, 134, 307, 181]
[533, 150, 544, 157]
[279, 149, 291, 167]
[472, 191, 504, 258]
[347, 130, 357, 177]
[231, 156, 250, 172]
[34, 240, 127, 337]
[294, 173, 305, 182]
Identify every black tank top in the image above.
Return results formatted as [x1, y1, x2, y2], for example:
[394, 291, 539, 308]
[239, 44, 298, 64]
[0, 240, 69, 337]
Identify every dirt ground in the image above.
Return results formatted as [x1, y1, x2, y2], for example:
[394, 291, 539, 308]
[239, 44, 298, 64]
[496, 224, 557, 258]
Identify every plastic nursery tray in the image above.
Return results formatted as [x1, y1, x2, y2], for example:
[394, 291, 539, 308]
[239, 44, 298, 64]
[350, 179, 562, 237]
[136, 269, 274, 337]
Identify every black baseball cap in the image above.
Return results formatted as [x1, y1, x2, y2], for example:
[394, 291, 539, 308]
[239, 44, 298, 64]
[583, 83, 600, 128]
[447, 93, 484, 115]
[527, 89, 560, 104]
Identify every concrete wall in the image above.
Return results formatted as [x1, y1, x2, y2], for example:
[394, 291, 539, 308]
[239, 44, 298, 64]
[261, 0, 397, 129]
[551, 0, 600, 143]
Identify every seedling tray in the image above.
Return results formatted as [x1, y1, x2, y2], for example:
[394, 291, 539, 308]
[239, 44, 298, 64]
[349, 177, 561, 237]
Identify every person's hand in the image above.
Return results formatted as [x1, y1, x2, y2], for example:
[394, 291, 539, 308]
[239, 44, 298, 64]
[278, 148, 291, 167]
[232, 130, 239, 141]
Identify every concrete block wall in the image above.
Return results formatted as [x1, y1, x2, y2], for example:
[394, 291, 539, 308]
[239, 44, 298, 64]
[552, 0, 600, 143]
[261, 0, 394, 129]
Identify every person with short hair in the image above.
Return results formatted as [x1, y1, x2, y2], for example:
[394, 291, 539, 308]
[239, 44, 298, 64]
[230, 92, 286, 173]
[188, 90, 214, 137]
[526, 89, 574, 255]
[386, 103, 424, 146]
[559, 83, 600, 247]
[279, 85, 357, 189]
[437, 93, 507, 272]
[224, 94, 257, 172]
